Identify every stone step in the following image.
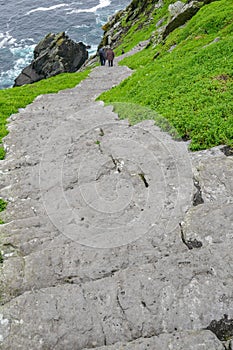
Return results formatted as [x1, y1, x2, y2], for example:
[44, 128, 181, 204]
[0, 42, 232, 350]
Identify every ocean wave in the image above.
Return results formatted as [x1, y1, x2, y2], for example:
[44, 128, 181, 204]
[0, 0, 131, 89]
[88, 44, 98, 57]
[73, 24, 90, 29]
[26, 3, 70, 16]
[0, 70, 16, 89]
[0, 32, 17, 48]
[10, 44, 35, 59]
[0, 44, 35, 88]
[96, 13, 109, 26]
[0, 61, 26, 89]
[67, 0, 111, 15]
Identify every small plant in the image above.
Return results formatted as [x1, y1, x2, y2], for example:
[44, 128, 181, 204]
[0, 199, 7, 224]
[0, 147, 5, 160]
[0, 199, 7, 212]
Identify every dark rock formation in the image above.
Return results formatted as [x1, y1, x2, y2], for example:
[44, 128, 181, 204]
[14, 32, 88, 87]
[99, 0, 161, 49]
[207, 315, 233, 341]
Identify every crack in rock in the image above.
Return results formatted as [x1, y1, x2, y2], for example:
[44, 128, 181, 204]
[206, 314, 233, 341]
[221, 146, 233, 157]
[179, 222, 203, 250]
[138, 173, 149, 188]
[109, 154, 123, 173]
[193, 177, 204, 206]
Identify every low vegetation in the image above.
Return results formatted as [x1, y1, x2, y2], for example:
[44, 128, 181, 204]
[0, 198, 7, 224]
[1, 2, 232, 153]
[99, 0, 233, 150]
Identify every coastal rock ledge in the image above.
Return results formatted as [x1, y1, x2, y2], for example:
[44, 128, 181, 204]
[13, 32, 88, 87]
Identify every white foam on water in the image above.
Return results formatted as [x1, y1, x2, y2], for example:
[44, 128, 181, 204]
[88, 44, 98, 57]
[26, 3, 69, 15]
[0, 32, 17, 48]
[0, 0, 131, 88]
[67, 0, 111, 14]
[73, 24, 90, 29]
[10, 43, 35, 60]
[0, 43, 35, 88]
[96, 13, 109, 26]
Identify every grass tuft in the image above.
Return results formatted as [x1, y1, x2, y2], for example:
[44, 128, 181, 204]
[0, 199, 7, 225]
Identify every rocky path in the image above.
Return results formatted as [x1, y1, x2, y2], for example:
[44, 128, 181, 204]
[0, 44, 233, 349]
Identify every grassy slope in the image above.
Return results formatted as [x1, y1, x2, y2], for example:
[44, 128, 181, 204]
[0, 70, 90, 159]
[99, 0, 233, 150]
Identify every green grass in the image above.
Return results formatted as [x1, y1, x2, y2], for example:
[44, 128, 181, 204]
[0, 199, 7, 225]
[111, 102, 181, 139]
[115, 0, 170, 55]
[0, 69, 90, 159]
[99, 0, 233, 150]
[0, 199, 7, 212]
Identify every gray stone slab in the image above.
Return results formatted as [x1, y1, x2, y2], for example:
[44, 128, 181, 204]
[83, 330, 224, 350]
[0, 44, 232, 349]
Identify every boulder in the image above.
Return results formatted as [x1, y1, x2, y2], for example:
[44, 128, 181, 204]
[13, 32, 88, 87]
[162, 1, 202, 39]
[168, 1, 185, 17]
[162, 0, 218, 39]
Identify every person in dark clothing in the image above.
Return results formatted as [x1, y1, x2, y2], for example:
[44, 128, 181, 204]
[98, 47, 106, 66]
[106, 47, 115, 67]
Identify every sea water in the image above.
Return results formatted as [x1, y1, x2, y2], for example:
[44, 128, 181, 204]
[0, 0, 131, 89]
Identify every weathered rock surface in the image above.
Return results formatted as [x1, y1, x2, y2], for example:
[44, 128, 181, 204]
[99, 0, 160, 49]
[159, 0, 218, 40]
[0, 42, 233, 349]
[100, 0, 219, 50]
[83, 331, 225, 350]
[13, 32, 88, 87]
[162, 1, 202, 39]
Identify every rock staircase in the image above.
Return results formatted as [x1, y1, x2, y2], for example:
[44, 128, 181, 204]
[0, 43, 232, 349]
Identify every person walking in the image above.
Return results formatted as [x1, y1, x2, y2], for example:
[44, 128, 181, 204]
[98, 47, 106, 66]
[106, 47, 115, 67]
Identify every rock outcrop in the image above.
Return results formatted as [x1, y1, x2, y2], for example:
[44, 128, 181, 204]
[162, 1, 202, 39]
[99, 0, 218, 49]
[161, 0, 218, 40]
[13, 32, 88, 87]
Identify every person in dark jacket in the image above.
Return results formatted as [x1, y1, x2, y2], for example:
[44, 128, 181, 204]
[106, 47, 115, 67]
[98, 47, 106, 66]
